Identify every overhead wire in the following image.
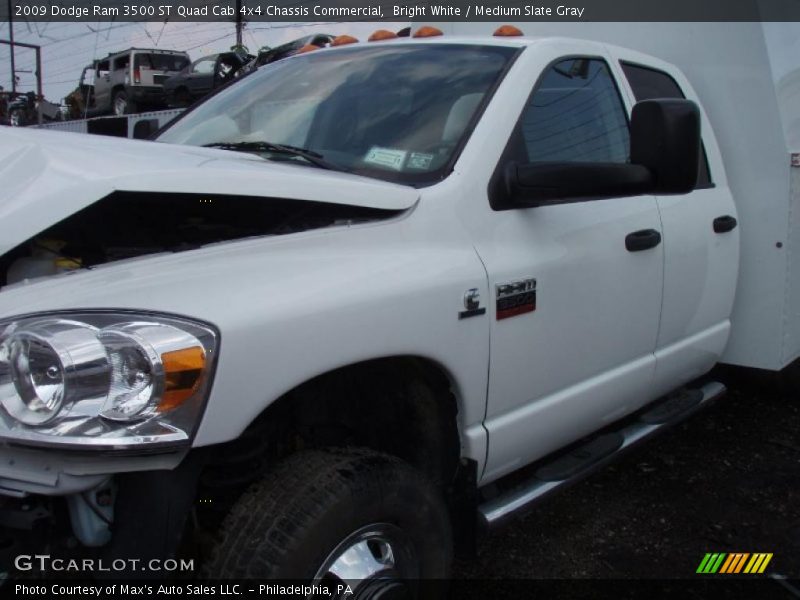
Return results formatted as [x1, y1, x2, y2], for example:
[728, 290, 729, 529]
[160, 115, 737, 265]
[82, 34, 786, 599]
[3, 0, 345, 98]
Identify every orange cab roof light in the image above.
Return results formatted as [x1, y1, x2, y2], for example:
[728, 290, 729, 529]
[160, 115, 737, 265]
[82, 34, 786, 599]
[494, 25, 524, 37]
[331, 35, 359, 47]
[413, 26, 444, 38]
[297, 44, 320, 54]
[368, 29, 398, 42]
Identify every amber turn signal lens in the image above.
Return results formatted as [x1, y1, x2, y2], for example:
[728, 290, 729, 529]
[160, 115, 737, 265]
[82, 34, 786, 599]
[494, 25, 524, 36]
[413, 26, 444, 38]
[159, 346, 206, 411]
[368, 29, 398, 42]
[331, 35, 359, 46]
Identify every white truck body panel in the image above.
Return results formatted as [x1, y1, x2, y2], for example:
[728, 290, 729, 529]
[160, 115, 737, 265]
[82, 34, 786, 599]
[431, 22, 799, 370]
[0, 158, 488, 459]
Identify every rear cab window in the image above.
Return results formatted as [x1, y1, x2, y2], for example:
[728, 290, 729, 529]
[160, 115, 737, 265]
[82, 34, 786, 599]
[134, 53, 191, 73]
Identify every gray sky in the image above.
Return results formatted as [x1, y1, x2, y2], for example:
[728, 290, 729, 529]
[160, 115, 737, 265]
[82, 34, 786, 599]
[0, 20, 407, 102]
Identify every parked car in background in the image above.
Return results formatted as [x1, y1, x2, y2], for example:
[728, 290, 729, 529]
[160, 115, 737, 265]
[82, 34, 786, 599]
[67, 48, 191, 117]
[163, 51, 252, 107]
[236, 34, 335, 78]
[0, 88, 9, 124]
[6, 92, 63, 126]
[64, 63, 98, 120]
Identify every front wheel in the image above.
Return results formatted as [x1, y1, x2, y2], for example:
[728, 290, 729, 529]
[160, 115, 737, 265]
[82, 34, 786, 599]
[205, 448, 452, 597]
[9, 109, 25, 127]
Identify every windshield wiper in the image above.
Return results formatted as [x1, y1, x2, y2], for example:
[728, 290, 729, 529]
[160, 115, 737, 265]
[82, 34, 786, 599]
[203, 141, 339, 171]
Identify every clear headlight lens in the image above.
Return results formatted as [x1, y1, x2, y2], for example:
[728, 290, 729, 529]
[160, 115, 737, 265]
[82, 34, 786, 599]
[0, 313, 217, 450]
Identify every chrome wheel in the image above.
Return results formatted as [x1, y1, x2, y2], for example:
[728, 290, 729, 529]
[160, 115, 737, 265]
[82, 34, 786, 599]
[312, 523, 418, 600]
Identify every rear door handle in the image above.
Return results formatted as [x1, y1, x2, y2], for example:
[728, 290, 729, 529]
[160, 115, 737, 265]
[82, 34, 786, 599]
[625, 229, 662, 252]
[713, 215, 738, 234]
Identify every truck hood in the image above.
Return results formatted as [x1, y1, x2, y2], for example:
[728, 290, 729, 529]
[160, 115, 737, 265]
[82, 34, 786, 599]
[0, 127, 419, 255]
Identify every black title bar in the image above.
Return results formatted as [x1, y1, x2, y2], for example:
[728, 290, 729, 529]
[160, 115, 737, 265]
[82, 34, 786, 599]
[2, 0, 800, 22]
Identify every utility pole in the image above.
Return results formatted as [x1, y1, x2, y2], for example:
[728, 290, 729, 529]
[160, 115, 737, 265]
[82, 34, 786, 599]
[235, 0, 243, 48]
[0, 40, 43, 123]
[7, 0, 16, 94]
[35, 38, 42, 123]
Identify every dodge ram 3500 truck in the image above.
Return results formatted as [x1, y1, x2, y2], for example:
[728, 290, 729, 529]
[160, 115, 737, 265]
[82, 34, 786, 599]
[0, 22, 798, 591]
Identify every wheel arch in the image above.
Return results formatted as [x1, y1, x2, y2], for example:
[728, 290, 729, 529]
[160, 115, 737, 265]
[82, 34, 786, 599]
[201, 355, 465, 489]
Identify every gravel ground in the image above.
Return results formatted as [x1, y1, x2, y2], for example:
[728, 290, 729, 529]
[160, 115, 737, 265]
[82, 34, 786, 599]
[453, 373, 800, 584]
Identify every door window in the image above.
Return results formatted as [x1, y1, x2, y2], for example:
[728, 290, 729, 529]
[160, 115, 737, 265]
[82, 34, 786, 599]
[519, 58, 630, 164]
[620, 62, 712, 188]
[192, 58, 216, 75]
[96, 60, 110, 78]
[113, 55, 130, 71]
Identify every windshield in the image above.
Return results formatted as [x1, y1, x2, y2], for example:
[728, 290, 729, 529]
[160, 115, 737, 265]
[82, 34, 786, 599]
[135, 53, 190, 72]
[156, 43, 517, 185]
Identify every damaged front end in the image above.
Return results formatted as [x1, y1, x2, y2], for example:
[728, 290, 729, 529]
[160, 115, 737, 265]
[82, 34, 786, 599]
[0, 191, 403, 575]
[0, 191, 401, 288]
[0, 129, 415, 576]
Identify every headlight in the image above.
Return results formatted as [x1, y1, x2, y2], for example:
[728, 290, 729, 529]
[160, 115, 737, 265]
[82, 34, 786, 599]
[0, 312, 217, 451]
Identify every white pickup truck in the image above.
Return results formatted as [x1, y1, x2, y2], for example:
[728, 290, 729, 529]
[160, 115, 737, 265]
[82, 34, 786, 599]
[0, 23, 797, 590]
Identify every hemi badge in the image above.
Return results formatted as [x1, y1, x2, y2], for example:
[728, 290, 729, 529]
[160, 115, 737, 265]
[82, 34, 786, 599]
[496, 278, 536, 320]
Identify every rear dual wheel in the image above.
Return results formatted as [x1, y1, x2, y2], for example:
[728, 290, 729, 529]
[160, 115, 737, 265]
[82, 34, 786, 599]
[205, 448, 452, 598]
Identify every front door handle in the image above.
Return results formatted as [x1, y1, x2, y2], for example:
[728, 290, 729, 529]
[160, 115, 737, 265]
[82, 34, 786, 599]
[713, 215, 738, 234]
[625, 229, 662, 252]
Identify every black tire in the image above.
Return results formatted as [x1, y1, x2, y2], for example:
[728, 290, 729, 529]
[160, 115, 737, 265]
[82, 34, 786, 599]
[9, 108, 25, 127]
[112, 90, 135, 116]
[173, 88, 192, 108]
[205, 448, 452, 591]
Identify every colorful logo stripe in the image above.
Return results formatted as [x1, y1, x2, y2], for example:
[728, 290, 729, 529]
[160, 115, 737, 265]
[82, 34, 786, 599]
[697, 553, 773, 574]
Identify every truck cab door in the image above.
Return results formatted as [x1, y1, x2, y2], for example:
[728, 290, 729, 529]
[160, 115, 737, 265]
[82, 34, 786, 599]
[471, 54, 665, 483]
[615, 56, 739, 393]
[188, 57, 216, 96]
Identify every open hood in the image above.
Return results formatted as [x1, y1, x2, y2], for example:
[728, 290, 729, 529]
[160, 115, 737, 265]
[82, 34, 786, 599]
[0, 128, 419, 256]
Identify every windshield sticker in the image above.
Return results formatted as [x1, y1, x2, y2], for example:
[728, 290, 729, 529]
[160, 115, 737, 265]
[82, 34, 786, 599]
[407, 152, 434, 170]
[365, 147, 407, 171]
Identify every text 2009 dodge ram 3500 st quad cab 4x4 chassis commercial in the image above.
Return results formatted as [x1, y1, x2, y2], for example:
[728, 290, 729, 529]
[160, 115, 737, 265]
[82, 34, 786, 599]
[0, 24, 797, 591]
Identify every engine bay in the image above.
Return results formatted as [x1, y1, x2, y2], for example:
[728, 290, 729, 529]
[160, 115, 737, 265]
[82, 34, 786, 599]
[0, 191, 399, 288]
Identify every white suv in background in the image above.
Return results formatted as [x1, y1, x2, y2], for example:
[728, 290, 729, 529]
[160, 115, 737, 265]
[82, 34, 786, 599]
[92, 48, 191, 115]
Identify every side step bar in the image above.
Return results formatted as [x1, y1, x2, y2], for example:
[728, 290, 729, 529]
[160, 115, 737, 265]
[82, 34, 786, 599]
[478, 381, 726, 528]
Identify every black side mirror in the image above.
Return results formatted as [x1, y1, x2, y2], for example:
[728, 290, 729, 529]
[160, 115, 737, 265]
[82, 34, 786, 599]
[492, 98, 702, 209]
[630, 98, 700, 194]
[503, 161, 653, 207]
